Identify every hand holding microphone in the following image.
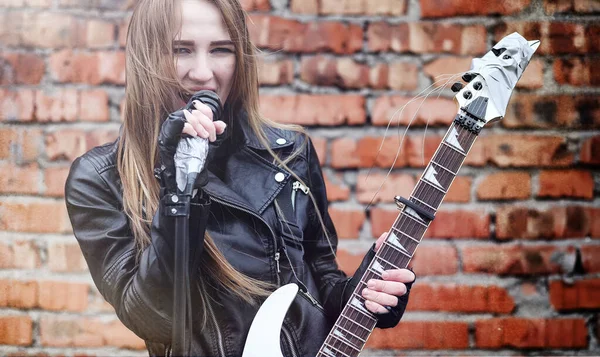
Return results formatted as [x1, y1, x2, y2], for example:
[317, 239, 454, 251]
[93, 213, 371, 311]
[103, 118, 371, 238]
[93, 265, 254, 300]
[157, 90, 224, 195]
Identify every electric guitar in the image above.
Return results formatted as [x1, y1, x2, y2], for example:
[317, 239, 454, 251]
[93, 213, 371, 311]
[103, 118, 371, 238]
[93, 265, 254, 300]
[242, 32, 540, 357]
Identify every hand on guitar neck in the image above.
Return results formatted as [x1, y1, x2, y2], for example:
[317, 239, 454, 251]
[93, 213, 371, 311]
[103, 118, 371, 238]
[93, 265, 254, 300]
[359, 232, 416, 326]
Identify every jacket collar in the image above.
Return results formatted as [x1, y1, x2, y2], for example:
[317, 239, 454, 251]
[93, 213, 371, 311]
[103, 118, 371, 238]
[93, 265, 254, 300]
[236, 111, 298, 152]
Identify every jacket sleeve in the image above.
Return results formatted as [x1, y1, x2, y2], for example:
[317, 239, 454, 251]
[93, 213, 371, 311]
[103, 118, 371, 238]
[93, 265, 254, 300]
[64, 155, 210, 343]
[301, 137, 369, 322]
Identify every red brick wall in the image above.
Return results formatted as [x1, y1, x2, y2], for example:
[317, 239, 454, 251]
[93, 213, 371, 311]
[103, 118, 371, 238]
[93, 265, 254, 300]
[1, 0, 599, 355]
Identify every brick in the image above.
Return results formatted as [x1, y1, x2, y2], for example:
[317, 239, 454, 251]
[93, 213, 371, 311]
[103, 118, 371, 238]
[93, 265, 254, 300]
[423, 57, 472, 84]
[475, 318, 587, 349]
[38, 281, 88, 312]
[518, 58, 544, 89]
[581, 246, 600, 273]
[118, 15, 130, 47]
[544, 0, 576, 14]
[495, 22, 595, 55]
[80, 89, 110, 122]
[39, 316, 145, 349]
[19, 13, 85, 48]
[336, 248, 368, 275]
[45, 129, 88, 161]
[445, 176, 471, 203]
[367, 321, 469, 349]
[497, 206, 592, 239]
[293, 0, 408, 15]
[85, 19, 115, 48]
[372, 96, 456, 127]
[258, 59, 294, 85]
[0, 127, 43, 163]
[410, 244, 458, 276]
[405, 135, 443, 168]
[356, 173, 415, 204]
[367, 22, 409, 53]
[249, 15, 363, 54]
[410, 283, 514, 313]
[0, 316, 33, 346]
[330, 138, 360, 168]
[554, 57, 600, 86]
[538, 170, 594, 199]
[550, 278, 600, 311]
[580, 135, 600, 164]
[388, 62, 419, 90]
[355, 136, 409, 169]
[0, 201, 71, 234]
[476, 172, 531, 200]
[0, 163, 40, 195]
[0, 280, 38, 309]
[461, 244, 576, 275]
[426, 210, 490, 238]
[300, 56, 369, 89]
[240, 0, 271, 11]
[0, 53, 45, 85]
[503, 94, 600, 129]
[49, 50, 125, 85]
[47, 241, 88, 272]
[328, 208, 365, 239]
[44, 166, 70, 198]
[482, 135, 573, 167]
[420, 0, 532, 18]
[323, 172, 350, 202]
[34, 89, 79, 122]
[0, 241, 41, 269]
[0, 89, 35, 121]
[311, 137, 327, 166]
[259, 95, 366, 126]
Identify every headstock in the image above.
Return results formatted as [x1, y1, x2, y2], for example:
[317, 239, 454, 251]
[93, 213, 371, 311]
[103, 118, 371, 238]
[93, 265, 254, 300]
[452, 32, 540, 132]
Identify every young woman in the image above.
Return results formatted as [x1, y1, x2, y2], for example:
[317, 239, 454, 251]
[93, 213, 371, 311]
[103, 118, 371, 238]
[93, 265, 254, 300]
[65, 0, 416, 356]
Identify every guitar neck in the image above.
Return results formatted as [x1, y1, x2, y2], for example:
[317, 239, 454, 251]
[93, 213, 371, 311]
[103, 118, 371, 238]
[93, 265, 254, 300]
[317, 115, 479, 357]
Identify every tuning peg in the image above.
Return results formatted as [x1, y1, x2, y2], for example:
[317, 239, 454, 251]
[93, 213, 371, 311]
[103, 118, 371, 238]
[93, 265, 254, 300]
[451, 82, 464, 92]
[462, 73, 475, 82]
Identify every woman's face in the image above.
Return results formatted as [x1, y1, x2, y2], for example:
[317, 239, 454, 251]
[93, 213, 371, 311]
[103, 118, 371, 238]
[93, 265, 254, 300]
[175, 0, 236, 106]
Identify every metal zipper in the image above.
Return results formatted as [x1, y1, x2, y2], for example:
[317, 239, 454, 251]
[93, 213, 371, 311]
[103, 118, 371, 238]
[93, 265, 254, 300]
[298, 288, 326, 314]
[291, 181, 310, 211]
[211, 196, 281, 286]
[281, 323, 300, 357]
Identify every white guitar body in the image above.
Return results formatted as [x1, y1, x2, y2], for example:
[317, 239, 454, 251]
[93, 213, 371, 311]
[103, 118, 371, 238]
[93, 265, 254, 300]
[242, 283, 298, 357]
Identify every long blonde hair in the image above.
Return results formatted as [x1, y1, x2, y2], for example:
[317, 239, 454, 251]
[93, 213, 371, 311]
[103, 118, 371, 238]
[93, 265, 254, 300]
[118, 0, 333, 310]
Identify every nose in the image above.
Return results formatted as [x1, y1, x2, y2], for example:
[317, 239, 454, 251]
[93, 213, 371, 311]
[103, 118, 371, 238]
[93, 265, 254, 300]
[188, 54, 213, 83]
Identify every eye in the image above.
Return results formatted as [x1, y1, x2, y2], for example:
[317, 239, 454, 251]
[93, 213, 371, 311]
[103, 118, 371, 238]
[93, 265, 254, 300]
[211, 47, 234, 54]
[174, 47, 192, 55]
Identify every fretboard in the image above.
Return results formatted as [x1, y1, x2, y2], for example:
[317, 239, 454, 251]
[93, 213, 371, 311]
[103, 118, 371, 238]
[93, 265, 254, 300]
[317, 117, 479, 357]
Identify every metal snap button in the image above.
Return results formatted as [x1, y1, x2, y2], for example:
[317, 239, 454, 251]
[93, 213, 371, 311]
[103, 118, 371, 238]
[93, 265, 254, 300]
[275, 172, 285, 182]
[276, 138, 287, 145]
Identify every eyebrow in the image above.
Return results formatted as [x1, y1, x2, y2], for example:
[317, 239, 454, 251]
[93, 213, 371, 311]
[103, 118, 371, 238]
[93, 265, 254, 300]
[173, 40, 235, 46]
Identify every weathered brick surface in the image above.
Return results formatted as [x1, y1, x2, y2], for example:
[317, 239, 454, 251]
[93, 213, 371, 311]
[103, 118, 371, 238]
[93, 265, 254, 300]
[1, 0, 599, 355]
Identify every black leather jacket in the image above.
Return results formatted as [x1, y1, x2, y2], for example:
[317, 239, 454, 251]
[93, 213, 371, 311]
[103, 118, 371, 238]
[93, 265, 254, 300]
[65, 118, 378, 357]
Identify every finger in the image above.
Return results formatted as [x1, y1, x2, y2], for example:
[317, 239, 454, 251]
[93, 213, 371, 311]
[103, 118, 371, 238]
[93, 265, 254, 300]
[364, 298, 391, 314]
[184, 110, 209, 139]
[382, 269, 416, 284]
[374, 231, 388, 252]
[362, 287, 399, 307]
[366, 279, 407, 297]
[213, 120, 227, 135]
[192, 100, 214, 121]
[182, 123, 198, 137]
[192, 110, 216, 141]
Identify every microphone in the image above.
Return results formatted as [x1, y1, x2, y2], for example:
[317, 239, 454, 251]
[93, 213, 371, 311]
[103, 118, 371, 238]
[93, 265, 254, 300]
[174, 90, 223, 195]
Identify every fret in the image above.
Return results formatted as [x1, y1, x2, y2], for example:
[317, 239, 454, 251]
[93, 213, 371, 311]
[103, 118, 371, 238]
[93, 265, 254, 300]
[442, 140, 467, 156]
[383, 240, 412, 259]
[323, 342, 351, 357]
[348, 298, 377, 321]
[430, 160, 457, 175]
[330, 334, 361, 353]
[393, 217, 427, 241]
[412, 183, 445, 210]
[333, 324, 367, 344]
[374, 255, 400, 270]
[391, 227, 421, 244]
[401, 211, 428, 227]
[410, 196, 436, 211]
[419, 177, 446, 194]
[434, 145, 465, 173]
[337, 315, 372, 335]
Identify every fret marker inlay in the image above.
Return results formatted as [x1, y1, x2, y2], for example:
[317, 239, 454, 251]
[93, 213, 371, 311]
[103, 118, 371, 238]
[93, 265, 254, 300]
[424, 166, 444, 190]
[351, 297, 369, 314]
[387, 232, 409, 254]
[404, 207, 427, 224]
[371, 260, 384, 274]
[323, 347, 336, 357]
[446, 127, 465, 153]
